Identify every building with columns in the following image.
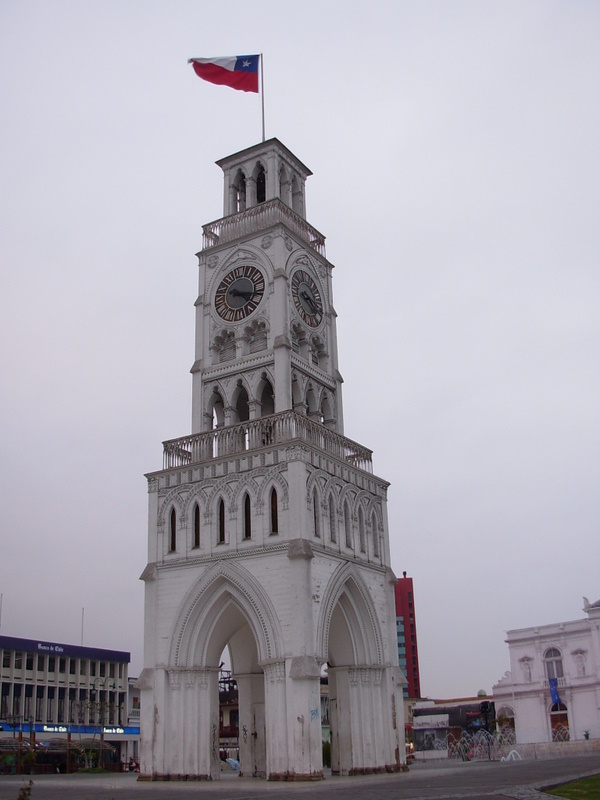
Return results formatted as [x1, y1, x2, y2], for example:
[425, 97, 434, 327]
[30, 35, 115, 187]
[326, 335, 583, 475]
[138, 138, 406, 780]
[493, 596, 600, 744]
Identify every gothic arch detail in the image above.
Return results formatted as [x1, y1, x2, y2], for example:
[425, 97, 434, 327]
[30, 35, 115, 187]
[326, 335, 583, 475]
[316, 562, 385, 666]
[168, 560, 284, 667]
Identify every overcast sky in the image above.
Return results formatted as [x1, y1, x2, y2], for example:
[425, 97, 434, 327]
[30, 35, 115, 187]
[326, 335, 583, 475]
[1, 1, 598, 699]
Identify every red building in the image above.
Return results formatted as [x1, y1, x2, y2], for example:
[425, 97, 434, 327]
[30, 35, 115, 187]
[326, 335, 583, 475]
[394, 572, 421, 699]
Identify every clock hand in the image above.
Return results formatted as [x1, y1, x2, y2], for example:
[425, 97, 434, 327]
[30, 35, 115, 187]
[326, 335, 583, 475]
[229, 288, 255, 300]
[300, 290, 318, 314]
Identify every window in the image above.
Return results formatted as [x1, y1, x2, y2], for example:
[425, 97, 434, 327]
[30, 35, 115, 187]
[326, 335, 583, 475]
[243, 493, 252, 539]
[90, 661, 96, 677]
[344, 501, 352, 548]
[69, 659, 76, 675]
[109, 663, 115, 679]
[372, 512, 379, 557]
[270, 487, 278, 534]
[545, 648, 564, 680]
[100, 662, 106, 678]
[3, 651, 11, 668]
[80, 660, 86, 676]
[358, 507, 366, 553]
[218, 498, 226, 544]
[15, 653, 23, 670]
[313, 489, 320, 538]
[48, 657, 55, 673]
[169, 507, 177, 552]
[59, 658, 66, 674]
[329, 496, 337, 544]
[26, 654, 34, 671]
[193, 503, 201, 548]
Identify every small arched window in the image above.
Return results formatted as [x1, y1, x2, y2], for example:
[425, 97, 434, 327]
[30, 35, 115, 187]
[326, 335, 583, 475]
[313, 488, 320, 538]
[169, 508, 177, 552]
[545, 648, 564, 680]
[193, 503, 200, 549]
[243, 493, 252, 539]
[344, 501, 352, 548]
[372, 512, 379, 557]
[270, 487, 278, 535]
[329, 496, 337, 544]
[358, 507, 366, 553]
[218, 498, 226, 544]
[256, 164, 266, 203]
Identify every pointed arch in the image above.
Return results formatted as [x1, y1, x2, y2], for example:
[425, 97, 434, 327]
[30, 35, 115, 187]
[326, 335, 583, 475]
[232, 381, 250, 423]
[232, 168, 246, 212]
[217, 497, 226, 544]
[207, 386, 225, 429]
[169, 507, 177, 552]
[344, 501, 352, 549]
[358, 505, 366, 553]
[169, 560, 285, 668]
[253, 161, 266, 204]
[257, 375, 275, 417]
[371, 510, 380, 558]
[316, 562, 385, 666]
[193, 502, 201, 549]
[313, 487, 321, 539]
[328, 494, 337, 544]
[243, 492, 252, 539]
[270, 486, 279, 535]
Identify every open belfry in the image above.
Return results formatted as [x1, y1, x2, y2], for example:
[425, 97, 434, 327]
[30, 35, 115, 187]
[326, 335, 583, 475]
[139, 138, 406, 780]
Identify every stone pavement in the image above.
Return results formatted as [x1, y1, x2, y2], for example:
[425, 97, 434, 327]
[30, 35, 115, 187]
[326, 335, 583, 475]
[0, 754, 598, 800]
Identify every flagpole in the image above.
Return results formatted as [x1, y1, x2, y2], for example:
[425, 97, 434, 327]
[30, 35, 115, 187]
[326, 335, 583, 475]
[260, 53, 265, 142]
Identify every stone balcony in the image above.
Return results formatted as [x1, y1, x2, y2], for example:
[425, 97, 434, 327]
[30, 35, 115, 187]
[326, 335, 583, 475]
[202, 198, 326, 256]
[162, 411, 373, 474]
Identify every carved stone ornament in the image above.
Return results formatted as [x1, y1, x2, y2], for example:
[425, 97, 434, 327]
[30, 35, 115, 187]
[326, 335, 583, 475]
[261, 234, 273, 249]
[263, 661, 286, 683]
[207, 254, 219, 270]
[519, 656, 534, 682]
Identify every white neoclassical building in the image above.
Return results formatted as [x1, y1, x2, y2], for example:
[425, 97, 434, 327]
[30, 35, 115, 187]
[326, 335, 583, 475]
[493, 597, 600, 744]
[138, 138, 406, 781]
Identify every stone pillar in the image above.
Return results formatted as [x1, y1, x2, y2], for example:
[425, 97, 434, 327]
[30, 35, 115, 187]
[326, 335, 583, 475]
[263, 661, 287, 778]
[285, 656, 323, 779]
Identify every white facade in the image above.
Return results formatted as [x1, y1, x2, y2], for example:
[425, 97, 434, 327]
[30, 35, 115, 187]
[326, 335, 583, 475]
[493, 597, 600, 744]
[139, 139, 406, 781]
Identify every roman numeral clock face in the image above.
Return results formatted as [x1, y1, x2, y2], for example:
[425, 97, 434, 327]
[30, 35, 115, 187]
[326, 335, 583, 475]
[214, 265, 265, 322]
[291, 269, 323, 327]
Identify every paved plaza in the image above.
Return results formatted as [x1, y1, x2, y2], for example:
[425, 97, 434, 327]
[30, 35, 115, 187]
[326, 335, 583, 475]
[0, 755, 598, 800]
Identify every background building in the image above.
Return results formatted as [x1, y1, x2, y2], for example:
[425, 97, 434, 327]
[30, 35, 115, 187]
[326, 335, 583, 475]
[0, 635, 139, 769]
[493, 597, 600, 744]
[395, 571, 421, 699]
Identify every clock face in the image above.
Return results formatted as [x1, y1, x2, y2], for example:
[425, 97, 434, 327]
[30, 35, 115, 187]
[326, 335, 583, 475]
[291, 269, 323, 328]
[214, 265, 265, 322]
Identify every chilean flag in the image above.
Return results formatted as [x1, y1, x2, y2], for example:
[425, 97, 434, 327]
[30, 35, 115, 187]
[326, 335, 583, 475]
[188, 55, 260, 93]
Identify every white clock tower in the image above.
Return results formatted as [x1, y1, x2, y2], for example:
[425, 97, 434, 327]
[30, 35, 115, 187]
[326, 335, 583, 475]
[139, 138, 406, 781]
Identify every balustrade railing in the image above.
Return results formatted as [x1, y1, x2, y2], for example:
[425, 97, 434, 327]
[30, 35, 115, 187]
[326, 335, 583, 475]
[202, 199, 326, 256]
[162, 411, 373, 473]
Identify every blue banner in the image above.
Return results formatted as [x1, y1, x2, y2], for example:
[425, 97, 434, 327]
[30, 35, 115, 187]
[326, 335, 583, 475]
[549, 677, 562, 705]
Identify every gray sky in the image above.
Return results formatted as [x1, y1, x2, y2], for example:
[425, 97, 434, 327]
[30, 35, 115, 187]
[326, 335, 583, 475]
[1, 0, 598, 699]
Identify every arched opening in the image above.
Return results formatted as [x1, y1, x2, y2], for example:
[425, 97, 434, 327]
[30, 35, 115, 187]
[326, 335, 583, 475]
[344, 502, 352, 548]
[550, 703, 569, 741]
[255, 164, 266, 203]
[313, 488, 321, 538]
[322, 570, 390, 776]
[218, 498, 226, 544]
[233, 384, 250, 423]
[270, 487, 278, 535]
[169, 508, 177, 552]
[371, 511, 379, 558]
[243, 493, 252, 539]
[258, 377, 275, 417]
[209, 389, 225, 430]
[329, 495, 337, 544]
[291, 174, 303, 216]
[233, 169, 246, 212]
[193, 503, 201, 549]
[544, 647, 564, 681]
[358, 507, 366, 553]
